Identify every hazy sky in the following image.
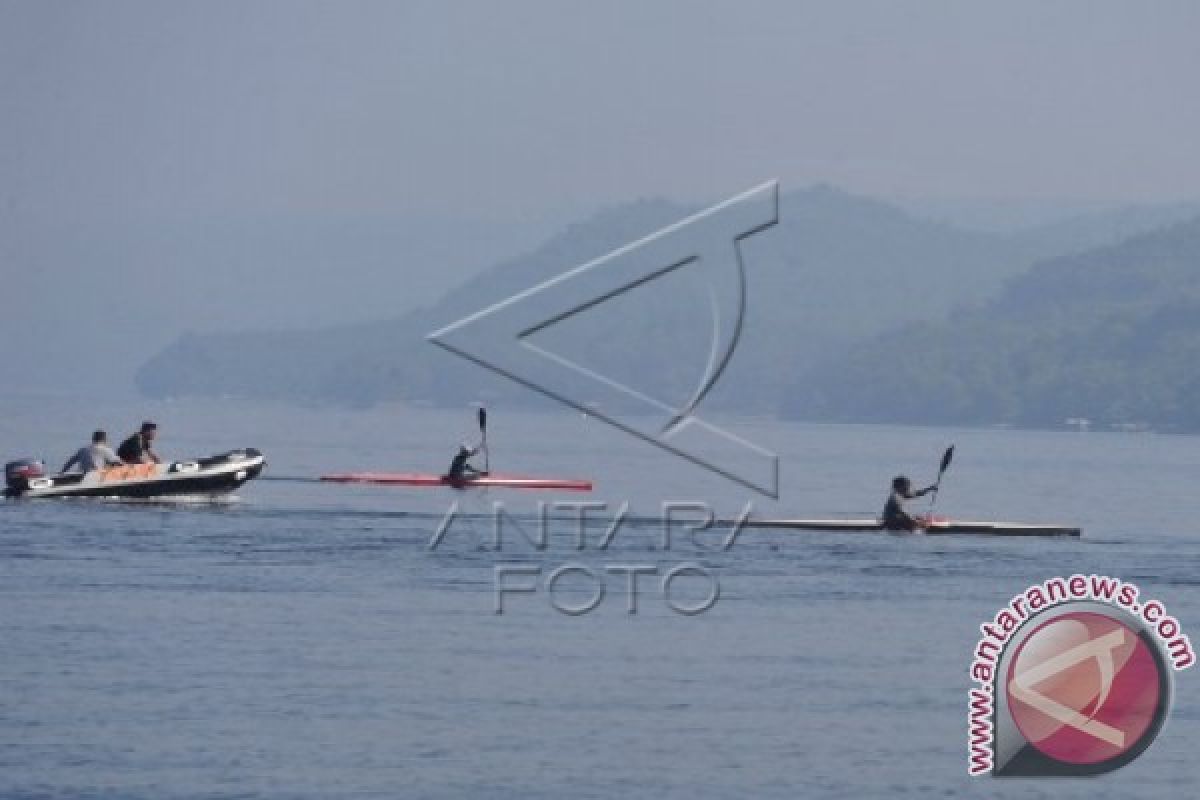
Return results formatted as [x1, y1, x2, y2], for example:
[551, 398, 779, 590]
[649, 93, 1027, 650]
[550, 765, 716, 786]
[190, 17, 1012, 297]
[2, 0, 1199, 391]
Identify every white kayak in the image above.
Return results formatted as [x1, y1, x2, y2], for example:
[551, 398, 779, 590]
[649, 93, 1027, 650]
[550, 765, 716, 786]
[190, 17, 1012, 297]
[730, 517, 1081, 537]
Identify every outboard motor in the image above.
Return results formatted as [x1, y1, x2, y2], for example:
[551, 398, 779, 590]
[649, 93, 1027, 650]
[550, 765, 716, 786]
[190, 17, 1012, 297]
[5, 459, 45, 492]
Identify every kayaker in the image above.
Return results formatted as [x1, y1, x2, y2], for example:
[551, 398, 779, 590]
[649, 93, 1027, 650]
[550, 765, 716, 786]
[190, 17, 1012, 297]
[61, 430, 126, 473]
[882, 475, 936, 531]
[117, 421, 162, 465]
[444, 443, 483, 483]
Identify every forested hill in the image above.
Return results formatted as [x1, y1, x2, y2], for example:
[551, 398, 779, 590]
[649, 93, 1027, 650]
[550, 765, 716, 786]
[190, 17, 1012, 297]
[137, 186, 1194, 416]
[785, 216, 1200, 430]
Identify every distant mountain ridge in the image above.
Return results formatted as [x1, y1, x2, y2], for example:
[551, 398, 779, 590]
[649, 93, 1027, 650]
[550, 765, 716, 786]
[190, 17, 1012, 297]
[785, 216, 1200, 430]
[137, 187, 1200, 421]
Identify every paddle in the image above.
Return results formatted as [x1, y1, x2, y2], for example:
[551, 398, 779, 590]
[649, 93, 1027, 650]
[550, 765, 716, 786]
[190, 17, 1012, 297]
[929, 445, 954, 511]
[477, 406, 489, 473]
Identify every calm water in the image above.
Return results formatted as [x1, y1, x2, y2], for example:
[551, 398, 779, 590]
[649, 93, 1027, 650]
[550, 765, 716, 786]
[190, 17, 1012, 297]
[2, 395, 1198, 798]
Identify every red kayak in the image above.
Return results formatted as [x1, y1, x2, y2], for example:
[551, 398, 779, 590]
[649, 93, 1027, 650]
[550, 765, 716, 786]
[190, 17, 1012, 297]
[320, 472, 593, 491]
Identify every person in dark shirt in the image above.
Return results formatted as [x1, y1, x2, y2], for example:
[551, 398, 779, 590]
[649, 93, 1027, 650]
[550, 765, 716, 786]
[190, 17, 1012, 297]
[443, 443, 482, 483]
[117, 421, 161, 465]
[882, 475, 936, 531]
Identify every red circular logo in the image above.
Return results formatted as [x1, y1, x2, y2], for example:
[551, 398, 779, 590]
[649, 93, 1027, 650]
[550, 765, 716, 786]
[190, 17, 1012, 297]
[1006, 611, 1164, 765]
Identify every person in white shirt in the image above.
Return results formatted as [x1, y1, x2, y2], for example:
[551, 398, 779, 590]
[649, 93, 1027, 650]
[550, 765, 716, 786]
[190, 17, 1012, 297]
[61, 430, 126, 474]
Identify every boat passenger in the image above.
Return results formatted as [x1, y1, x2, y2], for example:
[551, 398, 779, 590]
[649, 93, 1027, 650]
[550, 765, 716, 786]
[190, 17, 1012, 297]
[117, 421, 162, 465]
[444, 443, 482, 483]
[882, 475, 936, 531]
[61, 430, 126, 474]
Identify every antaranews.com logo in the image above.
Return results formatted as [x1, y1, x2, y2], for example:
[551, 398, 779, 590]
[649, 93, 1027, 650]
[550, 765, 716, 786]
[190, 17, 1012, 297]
[968, 574, 1194, 777]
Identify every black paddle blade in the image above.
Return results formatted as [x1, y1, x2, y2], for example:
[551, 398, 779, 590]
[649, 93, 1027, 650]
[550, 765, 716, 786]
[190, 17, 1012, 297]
[478, 407, 487, 433]
[939, 445, 955, 475]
